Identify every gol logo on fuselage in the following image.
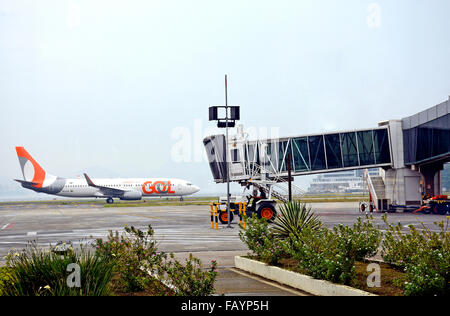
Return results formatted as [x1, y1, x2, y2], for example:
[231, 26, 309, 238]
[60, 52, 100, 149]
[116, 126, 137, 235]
[142, 181, 175, 194]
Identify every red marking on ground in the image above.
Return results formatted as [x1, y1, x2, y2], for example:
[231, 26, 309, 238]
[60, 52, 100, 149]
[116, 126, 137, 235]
[5, 223, 14, 229]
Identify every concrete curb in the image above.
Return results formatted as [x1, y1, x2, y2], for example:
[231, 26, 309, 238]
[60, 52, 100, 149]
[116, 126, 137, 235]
[235, 256, 377, 296]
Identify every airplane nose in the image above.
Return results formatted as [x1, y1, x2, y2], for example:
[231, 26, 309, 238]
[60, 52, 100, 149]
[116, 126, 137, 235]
[192, 185, 200, 194]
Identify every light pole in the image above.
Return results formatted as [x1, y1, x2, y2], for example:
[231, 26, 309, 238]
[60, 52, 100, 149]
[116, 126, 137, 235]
[224, 75, 231, 228]
[208, 75, 240, 229]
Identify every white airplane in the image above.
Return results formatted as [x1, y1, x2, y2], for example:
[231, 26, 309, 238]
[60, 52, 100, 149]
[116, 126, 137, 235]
[14, 146, 200, 203]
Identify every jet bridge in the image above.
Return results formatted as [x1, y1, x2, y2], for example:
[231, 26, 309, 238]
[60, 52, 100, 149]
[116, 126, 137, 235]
[203, 126, 392, 184]
[204, 125, 393, 206]
[204, 97, 449, 212]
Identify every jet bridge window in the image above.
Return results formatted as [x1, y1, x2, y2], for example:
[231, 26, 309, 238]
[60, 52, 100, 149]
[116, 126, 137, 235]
[341, 132, 359, 167]
[325, 134, 343, 169]
[291, 137, 310, 172]
[357, 131, 375, 166]
[373, 129, 391, 164]
[308, 136, 326, 170]
[278, 141, 290, 172]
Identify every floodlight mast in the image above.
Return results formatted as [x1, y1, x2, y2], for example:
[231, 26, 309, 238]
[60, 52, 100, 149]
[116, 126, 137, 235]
[207, 75, 239, 229]
[225, 74, 231, 228]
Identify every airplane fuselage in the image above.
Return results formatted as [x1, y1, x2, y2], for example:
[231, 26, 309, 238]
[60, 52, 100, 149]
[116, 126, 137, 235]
[57, 178, 198, 198]
[21, 177, 199, 199]
[15, 146, 200, 202]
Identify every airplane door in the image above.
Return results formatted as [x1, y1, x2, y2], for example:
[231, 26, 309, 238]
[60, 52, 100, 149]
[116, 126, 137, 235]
[230, 148, 244, 176]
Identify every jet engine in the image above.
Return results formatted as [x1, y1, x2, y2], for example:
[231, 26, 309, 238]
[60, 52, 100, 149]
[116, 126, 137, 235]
[120, 190, 142, 201]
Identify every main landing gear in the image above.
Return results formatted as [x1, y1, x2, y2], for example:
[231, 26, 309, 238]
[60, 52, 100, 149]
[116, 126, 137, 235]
[106, 197, 114, 204]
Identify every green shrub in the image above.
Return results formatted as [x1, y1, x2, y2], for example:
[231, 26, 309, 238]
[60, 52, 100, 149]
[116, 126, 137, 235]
[403, 257, 447, 296]
[3, 243, 114, 296]
[239, 214, 290, 265]
[272, 201, 321, 239]
[95, 225, 167, 293]
[335, 215, 382, 262]
[162, 253, 218, 296]
[3, 224, 220, 296]
[286, 215, 382, 286]
[381, 215, 427, 269]
[239, 214, 271, 258]
[95, 225, 219, 296]
[382, 216, 449, 296]
[0, 266, 15, 296]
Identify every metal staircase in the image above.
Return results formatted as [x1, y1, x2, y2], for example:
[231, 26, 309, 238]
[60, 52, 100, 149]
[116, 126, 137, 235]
[363, 169, 387, 212]
[370, 176, 386, 200]
[248, 163, 306, 203]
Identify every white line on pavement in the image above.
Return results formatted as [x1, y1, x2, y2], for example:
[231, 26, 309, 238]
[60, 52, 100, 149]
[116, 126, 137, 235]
[1, 223, 10, 230]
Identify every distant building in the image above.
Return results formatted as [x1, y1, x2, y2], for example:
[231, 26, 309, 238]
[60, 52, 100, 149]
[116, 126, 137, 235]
[308, 169, 380, 193]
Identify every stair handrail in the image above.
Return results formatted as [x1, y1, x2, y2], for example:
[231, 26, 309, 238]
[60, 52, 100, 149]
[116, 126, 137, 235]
[364, 169, 379, 212]
[247, 163, 306, 202]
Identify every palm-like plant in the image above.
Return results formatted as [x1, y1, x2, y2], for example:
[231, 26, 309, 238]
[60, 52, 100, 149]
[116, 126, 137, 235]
[271, 201, 321, 239]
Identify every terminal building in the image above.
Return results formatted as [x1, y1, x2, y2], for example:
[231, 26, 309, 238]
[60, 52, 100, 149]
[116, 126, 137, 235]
[308, 169, 379, 194]
[204, 96, 450, 211]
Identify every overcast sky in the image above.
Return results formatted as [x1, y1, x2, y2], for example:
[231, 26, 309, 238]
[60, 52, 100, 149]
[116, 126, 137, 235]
[1, 0, 449, 196]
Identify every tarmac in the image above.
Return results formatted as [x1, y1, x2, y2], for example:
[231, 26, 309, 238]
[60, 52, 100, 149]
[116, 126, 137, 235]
[0, 201, 445, 296]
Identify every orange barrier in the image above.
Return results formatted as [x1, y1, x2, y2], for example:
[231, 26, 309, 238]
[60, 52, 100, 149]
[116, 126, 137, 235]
[238, 202, 247, 229]
[209, 202, 247, 229]
[209, 203, 219, 230]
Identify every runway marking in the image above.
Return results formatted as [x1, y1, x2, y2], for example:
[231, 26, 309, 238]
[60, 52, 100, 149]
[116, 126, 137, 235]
[1, 223, 14, 230]
[1, 223, 10, 230]
[27, 232, 37, 236]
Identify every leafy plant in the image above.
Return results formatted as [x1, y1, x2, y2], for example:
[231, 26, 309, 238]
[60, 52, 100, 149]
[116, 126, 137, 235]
[95, 225, 167, 293]
[271, 201, 321, 239]
[336, 215, 382, 262]
[95, 224, 219, 296]
[285, 216, 382, 286]
[239, 214, 290, 265]
[161, 253, 218, 296]
[239, 214, 271, 258]
[3, 242, 114, 296]
[0, 266, 15, 296]
[382, 216, 450, 296]
[381, 215, 426, 269]
[2, 224, 221, 296]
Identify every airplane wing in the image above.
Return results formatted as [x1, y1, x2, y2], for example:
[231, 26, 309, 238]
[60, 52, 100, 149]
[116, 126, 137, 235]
[83, 173, 126, 197]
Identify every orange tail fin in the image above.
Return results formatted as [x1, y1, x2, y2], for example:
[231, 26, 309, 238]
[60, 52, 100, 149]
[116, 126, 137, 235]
[15, 146, 46, 188]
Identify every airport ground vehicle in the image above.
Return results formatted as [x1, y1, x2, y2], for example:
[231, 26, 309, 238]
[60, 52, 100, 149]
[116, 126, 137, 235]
[412, 195, 450, 215]
[360, 193, 450, 215]
[214, 194, 277, 224]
